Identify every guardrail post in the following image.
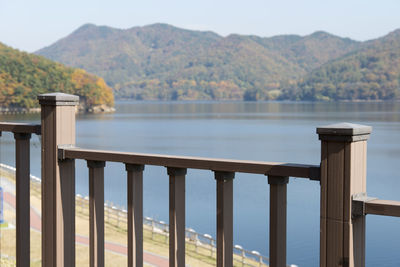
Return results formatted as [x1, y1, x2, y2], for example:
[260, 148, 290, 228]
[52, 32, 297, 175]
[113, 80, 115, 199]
[39, 93, 79, 267]
[215, 171, 235, 267]
[317, 123, 371, 267]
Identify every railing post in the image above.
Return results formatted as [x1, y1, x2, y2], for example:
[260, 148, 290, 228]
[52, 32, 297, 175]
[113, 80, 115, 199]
[214, 171, 235, 267]
[268, 175, 289, 267]
[126, 163, 145, 267]
[167, 167, 187, 267]
[317, 123, 371, 267]
[14, 132, 31, 267]
[38, 93, 79, 267]
[87, 160, 106, 267]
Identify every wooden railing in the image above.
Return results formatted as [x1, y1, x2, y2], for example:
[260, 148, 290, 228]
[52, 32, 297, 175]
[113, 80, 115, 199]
[0, 162, 271, 266]
[0, 122, 41, 267]
[55, 147, 318, 267]
[1, 92, 400, 267]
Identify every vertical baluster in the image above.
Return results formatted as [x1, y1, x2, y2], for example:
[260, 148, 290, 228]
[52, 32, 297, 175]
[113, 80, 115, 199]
[14, 132, 31, 267]
[59, 158, 76, 266]
[268, 175, 289, 267]
[126, 164, 145, 267]
[214, 171, 235, 267]
[88, 160, 106, 267]
[167, 167, 187, 267]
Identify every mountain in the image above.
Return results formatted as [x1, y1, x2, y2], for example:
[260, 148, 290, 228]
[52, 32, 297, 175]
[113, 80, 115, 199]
[279, 29, 400, 101]
[0, 42, 114, 111]
[36, 23, 361, 100]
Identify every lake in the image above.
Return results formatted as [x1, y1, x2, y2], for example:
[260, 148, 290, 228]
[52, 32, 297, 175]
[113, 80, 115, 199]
[1, 101, 400, 266]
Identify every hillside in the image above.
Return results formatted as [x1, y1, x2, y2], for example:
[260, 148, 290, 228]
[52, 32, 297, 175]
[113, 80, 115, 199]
[36, 23, 361, 100]
[279, 29, 400, 101]
[0, 42, 114, 111]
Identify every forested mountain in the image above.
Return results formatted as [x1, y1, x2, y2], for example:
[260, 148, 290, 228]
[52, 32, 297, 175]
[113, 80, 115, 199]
[279, 29, 400, 101]
[0, 42, 114, 110]
[37, 23, 367, 101]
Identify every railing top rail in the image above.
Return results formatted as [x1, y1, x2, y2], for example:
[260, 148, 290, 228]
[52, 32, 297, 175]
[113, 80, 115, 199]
[59, 146, 320, 180]
[0, 122, 41, 135]
[366, 199, 400, 217]
[353, 194, 400, 218]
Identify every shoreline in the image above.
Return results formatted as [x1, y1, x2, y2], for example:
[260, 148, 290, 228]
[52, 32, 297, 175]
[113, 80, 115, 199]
[114, 98, 400, 103]
[0, 105, 115, 115]
[1, 99, 398, 115]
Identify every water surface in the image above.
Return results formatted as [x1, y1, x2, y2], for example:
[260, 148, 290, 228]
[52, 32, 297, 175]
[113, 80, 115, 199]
[1, 101, 399, 266]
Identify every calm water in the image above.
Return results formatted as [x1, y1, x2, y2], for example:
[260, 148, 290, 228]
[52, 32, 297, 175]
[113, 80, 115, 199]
[1, 101, 400, 266]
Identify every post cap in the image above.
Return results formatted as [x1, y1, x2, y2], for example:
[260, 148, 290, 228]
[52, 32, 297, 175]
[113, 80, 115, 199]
[214, 171, 235, 181]
[317, 122, 372, 142]
[38, 93, 79, 106]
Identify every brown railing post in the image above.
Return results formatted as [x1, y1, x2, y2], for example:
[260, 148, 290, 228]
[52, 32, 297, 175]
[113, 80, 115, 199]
[14, 132, 31, 267]
[126, 163, 145, 267]
[268, 175, 289, 267]
[38, 93, 79, 267]
[214, 171, 235, 267]
[167, 167, 187, 267]
[87, 160, 106, 267]
[317, 123, 371, 267]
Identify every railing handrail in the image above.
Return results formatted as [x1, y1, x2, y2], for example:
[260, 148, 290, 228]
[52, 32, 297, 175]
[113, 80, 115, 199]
[58, 146, 320, 180]
[353, 195, 400, 218]
[0, 122, 41, 135]
[365, 199, 400, 217]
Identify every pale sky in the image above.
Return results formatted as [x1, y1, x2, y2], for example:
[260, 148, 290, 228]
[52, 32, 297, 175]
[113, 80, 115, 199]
[0, 0, 399, 52]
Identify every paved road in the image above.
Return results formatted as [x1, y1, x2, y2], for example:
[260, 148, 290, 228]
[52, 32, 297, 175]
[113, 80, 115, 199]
[3, 190, 169, 267]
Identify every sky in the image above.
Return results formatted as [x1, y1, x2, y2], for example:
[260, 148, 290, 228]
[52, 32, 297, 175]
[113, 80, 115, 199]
[0, 0, 399, 52]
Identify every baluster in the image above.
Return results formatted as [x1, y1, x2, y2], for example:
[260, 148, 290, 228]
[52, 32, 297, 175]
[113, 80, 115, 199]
[59, 158, 76, 266]
[268, 175, 289, 267]
[14, 132, 31, 267]
[214, 171, 235, 267]
[126, 163, 145, 267]
[167, 167, 187, 267]
[88, 160, 106, 267]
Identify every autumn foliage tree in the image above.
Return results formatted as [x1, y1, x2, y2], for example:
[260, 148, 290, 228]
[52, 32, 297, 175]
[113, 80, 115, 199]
[0, 42, 114, 110]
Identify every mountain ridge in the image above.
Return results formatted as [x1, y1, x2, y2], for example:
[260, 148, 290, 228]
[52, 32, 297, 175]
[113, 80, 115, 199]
[279, 29, 400, 101]
[36, 23, 399, 101]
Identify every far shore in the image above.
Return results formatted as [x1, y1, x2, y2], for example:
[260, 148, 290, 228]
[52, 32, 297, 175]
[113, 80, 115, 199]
[0, 104, 115, 115]
[1, 98, 399, 115]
